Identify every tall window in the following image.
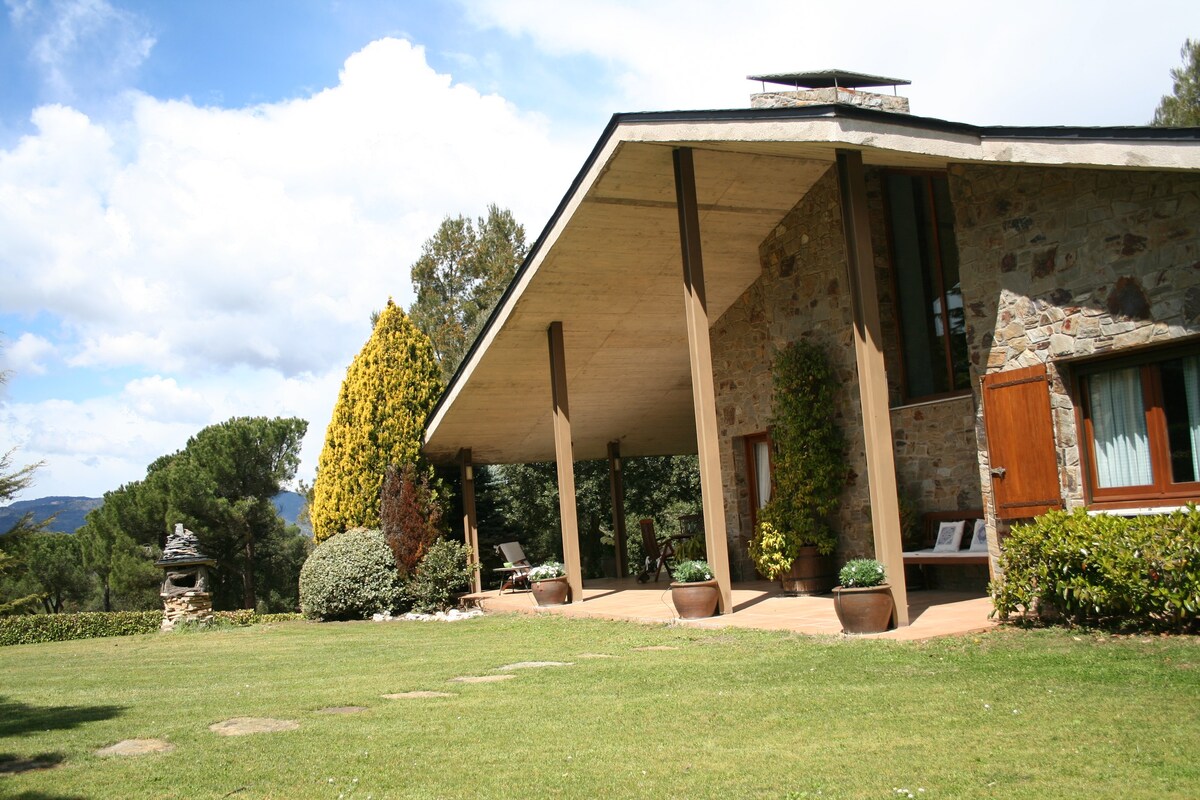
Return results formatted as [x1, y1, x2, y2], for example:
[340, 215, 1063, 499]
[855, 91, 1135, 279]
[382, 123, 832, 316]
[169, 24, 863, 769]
[1079, 348, 1200, 504]
[885, 173, 970, 400]
[745, 432, 773, 530]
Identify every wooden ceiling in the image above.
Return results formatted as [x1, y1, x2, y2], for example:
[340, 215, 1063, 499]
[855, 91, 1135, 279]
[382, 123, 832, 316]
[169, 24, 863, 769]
[422, 141, 831, 465]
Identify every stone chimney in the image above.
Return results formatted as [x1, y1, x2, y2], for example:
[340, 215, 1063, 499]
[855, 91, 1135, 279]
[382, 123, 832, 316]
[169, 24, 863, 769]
[748, 69, 910, 113]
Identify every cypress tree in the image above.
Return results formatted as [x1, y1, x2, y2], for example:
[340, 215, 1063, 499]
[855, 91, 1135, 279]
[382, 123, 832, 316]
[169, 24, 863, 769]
[310, 299, 443, 542]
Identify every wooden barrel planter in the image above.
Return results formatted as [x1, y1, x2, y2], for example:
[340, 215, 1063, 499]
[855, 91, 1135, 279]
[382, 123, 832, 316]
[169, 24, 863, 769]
[780, 546, 836, 595]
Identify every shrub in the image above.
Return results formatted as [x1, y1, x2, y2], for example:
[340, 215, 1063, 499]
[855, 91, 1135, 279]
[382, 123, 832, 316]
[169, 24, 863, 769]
[671, 560, 714, 583]
[0, 610, 161, 646]
[838, 559, 886, 588]
[403, 539, 476, 614]
[992, 507, 1200, 632]
[529, 562, 565, 580]
[381, 462, 444, 576]
[298, 528, 403, 621]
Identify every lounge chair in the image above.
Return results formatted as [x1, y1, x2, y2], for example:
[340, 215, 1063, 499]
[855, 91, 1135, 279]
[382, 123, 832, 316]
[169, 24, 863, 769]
[494, 542, 532, 593]
[636, 519, 675, 583]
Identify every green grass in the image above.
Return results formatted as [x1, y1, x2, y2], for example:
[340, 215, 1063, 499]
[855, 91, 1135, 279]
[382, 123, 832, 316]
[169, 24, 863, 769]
[1, 615, 1198, 799]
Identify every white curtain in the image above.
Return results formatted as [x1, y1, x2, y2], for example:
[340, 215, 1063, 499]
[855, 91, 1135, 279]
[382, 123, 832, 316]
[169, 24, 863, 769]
[754, 441, 772, 509]
[1089, 366, 1152, 488]
[1184, 356, 1200, 482]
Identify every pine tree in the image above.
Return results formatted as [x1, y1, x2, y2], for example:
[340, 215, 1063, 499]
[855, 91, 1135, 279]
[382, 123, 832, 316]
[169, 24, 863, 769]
[1153, 38, 1200, 127]
[310, 299, 443, 542]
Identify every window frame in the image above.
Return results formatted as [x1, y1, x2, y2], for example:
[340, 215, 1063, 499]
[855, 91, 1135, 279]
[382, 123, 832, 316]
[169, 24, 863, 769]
[882, 169, 972, 404]
[744, 431, 773, 531]
[1075, 342, 1200, 508]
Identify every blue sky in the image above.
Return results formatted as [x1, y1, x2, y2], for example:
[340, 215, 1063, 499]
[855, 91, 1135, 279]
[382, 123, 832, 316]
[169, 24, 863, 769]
[0, 0, 1195, 500]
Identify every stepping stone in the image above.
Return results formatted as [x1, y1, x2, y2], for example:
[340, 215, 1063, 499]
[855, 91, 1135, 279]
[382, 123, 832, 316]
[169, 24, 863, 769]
[577, 653, 617, 659]
[316, 706, 368, 715]
[95, 739, 174, 757]
[381, 691, 455, 699]
[496, 661, 573, 671]
[449, 674, 516, 684]
[209, 717, 300, 736]
[632, 645, 679, 651]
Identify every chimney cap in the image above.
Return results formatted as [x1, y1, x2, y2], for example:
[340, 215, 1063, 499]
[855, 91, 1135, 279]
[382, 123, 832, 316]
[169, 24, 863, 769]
[747, 69, 911, 90]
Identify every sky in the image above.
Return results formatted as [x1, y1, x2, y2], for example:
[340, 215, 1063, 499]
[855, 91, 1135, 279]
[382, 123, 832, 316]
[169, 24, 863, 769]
[0, 0, 1196, 502]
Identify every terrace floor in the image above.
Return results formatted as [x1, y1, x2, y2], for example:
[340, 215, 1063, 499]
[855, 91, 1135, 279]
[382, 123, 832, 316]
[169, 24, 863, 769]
[464, 578, 997, 641]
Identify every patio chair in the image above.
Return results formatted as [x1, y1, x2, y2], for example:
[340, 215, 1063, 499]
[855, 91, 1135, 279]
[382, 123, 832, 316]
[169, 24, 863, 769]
[494, 542, 532, 593]
[636, 519, 675, 583]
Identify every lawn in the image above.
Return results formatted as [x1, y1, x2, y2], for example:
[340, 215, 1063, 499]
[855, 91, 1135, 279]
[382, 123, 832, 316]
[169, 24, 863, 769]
[1, 614, 1198, 799]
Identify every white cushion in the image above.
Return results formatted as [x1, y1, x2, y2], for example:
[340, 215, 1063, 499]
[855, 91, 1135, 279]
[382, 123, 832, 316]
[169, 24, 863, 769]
[933, 520, 966, 553]
[968, 519, 989, 552]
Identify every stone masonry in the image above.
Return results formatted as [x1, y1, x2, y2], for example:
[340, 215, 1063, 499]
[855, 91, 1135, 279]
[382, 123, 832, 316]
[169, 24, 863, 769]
[951, 163, 1200, 559]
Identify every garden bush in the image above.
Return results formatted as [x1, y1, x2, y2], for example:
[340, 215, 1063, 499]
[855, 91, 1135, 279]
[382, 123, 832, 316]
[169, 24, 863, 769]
[299, 528, 403, 620]
[403, 538, 475, 614]
[992, 506, 1200, 632]
[0, 609, 306, 646]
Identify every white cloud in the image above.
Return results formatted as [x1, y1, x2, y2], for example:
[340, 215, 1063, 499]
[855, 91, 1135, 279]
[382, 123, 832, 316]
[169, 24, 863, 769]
[3, 332, 56, 375]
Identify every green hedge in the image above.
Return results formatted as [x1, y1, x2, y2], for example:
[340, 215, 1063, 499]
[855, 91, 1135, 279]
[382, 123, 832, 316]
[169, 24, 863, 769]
[0, 610, 305, 646]
[992, 506, 1200, 632]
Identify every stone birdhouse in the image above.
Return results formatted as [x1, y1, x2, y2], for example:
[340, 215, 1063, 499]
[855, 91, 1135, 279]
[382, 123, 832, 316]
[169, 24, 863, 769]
[156, 524, 216, 631]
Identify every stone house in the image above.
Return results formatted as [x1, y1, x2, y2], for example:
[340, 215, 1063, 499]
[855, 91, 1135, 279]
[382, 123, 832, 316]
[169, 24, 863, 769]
[421, 72, 1200, 626]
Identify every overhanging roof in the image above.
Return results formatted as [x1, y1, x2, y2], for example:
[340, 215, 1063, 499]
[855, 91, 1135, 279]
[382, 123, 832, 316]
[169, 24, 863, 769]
[422, 104, 1200, 466]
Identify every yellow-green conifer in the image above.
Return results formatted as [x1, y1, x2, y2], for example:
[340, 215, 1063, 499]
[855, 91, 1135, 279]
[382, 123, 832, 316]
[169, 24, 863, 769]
[310, 299, 443, 542]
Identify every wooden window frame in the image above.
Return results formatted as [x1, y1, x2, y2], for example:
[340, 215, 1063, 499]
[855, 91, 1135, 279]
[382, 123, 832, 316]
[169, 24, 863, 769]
[744, 431, 773, 531]
[1075, 344, 1200, 508]
[882, 169, 972, 404]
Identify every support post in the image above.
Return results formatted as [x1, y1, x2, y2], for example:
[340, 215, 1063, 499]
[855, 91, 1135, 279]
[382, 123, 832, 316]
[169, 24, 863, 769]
[547, 321, 584, 603]
[835, 149, 910, 626]
[673, 147, 733, 614]
[458, 448, 481, 594]
[607, 441, 628, 578]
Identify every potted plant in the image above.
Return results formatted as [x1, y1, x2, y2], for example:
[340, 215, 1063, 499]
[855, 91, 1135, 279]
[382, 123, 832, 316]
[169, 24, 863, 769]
[748, 341, 847, 595]
[832, 558, 893, 634]
[528, 562, 569, 606]
[669, 560, 719, 619]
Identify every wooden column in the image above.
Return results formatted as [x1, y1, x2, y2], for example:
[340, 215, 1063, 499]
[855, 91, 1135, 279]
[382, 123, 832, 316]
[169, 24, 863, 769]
[673, 147, 733, 614]
[607, 441, 628, 578]
[547, 321, 584, 602]
[458, 448, 481, 594]
[835, 149, 910, 626]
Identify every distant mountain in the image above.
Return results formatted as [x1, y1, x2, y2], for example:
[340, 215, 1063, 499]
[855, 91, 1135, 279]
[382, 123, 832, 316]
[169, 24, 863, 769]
[0, 491, 310, 536]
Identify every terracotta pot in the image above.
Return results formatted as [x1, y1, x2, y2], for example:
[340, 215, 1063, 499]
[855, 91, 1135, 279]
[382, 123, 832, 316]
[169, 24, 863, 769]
[832, 584, 894, 634]
[780, 546, 836, 596]
[530, 576, 570, 606]
[669, 579, 720, 619]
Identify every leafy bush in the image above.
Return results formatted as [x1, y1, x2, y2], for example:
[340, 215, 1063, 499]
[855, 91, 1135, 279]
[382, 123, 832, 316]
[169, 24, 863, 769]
[0, 609, 307, 646]
[992, 507, 1200, 632]
[298, 528, 403, 621]
[748, 521, 795, 581]
[839, 559, 886, 588]
[381, 462, 444, 576]
[528, 562, 565, 580]
[403, 539, 476, 614]
[671, 560, 714, 583]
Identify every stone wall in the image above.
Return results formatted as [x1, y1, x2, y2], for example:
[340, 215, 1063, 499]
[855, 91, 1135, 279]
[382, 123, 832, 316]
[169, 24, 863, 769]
[951, 163, 1200, 549]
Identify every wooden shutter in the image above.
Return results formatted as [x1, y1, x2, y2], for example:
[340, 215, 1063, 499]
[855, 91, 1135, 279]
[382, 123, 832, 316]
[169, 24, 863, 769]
[981, 364, 1063, 520]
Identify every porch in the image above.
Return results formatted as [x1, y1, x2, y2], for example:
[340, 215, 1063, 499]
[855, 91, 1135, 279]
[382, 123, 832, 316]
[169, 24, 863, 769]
[464, 580, 996, 641]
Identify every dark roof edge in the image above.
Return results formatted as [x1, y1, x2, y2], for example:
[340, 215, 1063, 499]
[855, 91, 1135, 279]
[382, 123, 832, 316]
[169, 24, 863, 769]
[423, 104, 1200, 439]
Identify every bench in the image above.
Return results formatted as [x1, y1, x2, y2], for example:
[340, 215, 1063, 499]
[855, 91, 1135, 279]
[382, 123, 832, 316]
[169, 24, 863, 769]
[902, 509, 989, 588]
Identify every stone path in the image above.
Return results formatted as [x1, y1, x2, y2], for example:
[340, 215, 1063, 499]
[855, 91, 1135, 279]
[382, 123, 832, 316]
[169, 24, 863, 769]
[209, 717, 300, 736]
[95, 739, 174, 757]
[496, 660, 573, 670]
[632, 645, 679, 651]
[577, 652, 617, 659]
[316, 706, 368, 714]
[449, 674, 515, 684]
[381, 691, 455, 699]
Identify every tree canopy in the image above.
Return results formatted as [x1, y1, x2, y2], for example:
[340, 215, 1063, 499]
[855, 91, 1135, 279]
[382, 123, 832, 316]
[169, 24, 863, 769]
[1153, 38, 1200, 126]
[410, 205, 526, 382]
[309, 300, 442, 542]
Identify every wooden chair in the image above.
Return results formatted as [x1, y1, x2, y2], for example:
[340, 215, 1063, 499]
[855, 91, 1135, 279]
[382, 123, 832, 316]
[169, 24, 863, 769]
[636, 519, 675, 583]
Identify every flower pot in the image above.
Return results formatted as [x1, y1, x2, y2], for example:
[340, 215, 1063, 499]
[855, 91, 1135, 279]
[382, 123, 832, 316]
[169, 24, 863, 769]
[530, 576, 570, 606]
[669, 579, 720, 619]
[832, 584, 894, 634]
[780, 546, 836, 596]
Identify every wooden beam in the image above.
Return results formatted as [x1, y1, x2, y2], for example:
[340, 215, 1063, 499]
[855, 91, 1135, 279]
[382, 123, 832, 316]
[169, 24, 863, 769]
[607, 441, 628, 577]
[547, 321, 584, 602]
[457, 448, 481, 594]
[835, 149, 909, 626]
[673, 147, 733, 614]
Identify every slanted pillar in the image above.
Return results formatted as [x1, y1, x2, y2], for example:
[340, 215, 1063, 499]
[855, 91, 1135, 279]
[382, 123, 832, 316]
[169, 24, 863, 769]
[673, 147, 733, 614]
[835, 149, 910, 626]
[607, 441, 628, 578]
[547, 321, 584, 602]
[458, 448, 481, 594]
